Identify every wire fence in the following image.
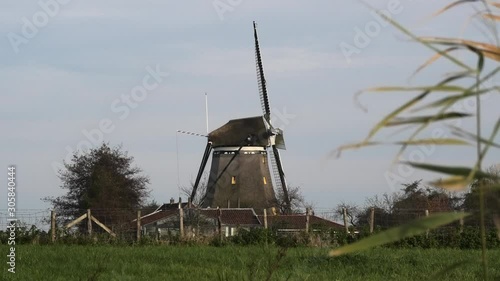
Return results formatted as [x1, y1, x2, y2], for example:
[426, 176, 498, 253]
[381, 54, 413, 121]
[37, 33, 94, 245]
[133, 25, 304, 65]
[0, 209, 52, 231]
[0, 207, 495, 248]
[0, 207, 476, 232]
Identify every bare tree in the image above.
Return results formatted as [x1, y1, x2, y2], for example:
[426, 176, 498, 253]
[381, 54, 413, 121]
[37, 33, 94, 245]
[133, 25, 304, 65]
[334, 202, 361, 227]
[275, 185, 311, 214]
[181, 173, 208, 206]
[365, 192, 402, 214]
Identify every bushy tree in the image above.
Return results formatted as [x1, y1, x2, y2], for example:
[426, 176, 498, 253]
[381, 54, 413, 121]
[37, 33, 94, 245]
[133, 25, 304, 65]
[462, 164, 500, 227]
[45, 143, 150, 230]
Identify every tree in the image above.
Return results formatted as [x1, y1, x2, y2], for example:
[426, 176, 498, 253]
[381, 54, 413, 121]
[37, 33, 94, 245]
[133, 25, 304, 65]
[334, 202, 361, 227]
[391, 180, 454, 225]
[181, 173, 208, 206]
[45, 143, 150, 230]
[141, 199, 161, 214]
[462, 164, 500, 227]
[276, 185, 311, 214]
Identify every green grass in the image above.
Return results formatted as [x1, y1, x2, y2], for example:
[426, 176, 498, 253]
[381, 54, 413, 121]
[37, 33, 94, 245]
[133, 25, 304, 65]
[1, 245, 499, 281]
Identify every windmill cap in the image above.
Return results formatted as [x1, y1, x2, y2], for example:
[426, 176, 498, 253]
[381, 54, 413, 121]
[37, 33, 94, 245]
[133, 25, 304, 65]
[208, 116, 284, 148]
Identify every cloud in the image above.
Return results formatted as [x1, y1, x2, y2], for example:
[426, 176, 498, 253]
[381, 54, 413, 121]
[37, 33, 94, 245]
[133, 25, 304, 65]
[176, 46, 420, 79]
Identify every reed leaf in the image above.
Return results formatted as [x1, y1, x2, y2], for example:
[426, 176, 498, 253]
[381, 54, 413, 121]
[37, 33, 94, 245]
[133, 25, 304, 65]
[431, 176, 471, 191]
[487, 1, 500, 9]
[419, 37, 500, 61]
[412, 87, 499, 112]
[394, 138, 469, 145]
[333, 138, 469, 157]
[364, 72, 471, 141]
[392, 67, 498, 161]
[362, 3, 474, 72]
[411, 47, 460, 79]
[482, 13, 500, 21]
[403, 162, 495, 179]
[430, 0, 481, 19]
[360, 86, 467, 93]
[386, 112, 471, 126]
[450, 125, 500, 148]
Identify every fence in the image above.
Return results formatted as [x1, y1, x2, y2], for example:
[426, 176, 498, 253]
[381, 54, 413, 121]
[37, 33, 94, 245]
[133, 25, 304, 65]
[0, 207, 495, 248]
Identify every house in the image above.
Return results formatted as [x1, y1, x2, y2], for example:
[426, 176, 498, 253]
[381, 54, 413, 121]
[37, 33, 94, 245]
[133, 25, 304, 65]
[260, 214, 344, 233]
[154, 197, 191, 211]
[136, 207, 262, 238]
[133, 198, 343, 238]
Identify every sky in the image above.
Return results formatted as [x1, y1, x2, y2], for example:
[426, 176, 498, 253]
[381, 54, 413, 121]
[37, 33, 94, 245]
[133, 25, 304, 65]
[1, 0, 499, 212]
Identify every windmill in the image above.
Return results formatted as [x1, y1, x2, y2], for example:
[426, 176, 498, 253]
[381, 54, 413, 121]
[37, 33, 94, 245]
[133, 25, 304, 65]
[189, 21, 291, 214]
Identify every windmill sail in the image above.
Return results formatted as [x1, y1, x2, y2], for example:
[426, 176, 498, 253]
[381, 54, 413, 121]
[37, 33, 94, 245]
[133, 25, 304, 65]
[190, 142, 212, 203]
[253, 21, 291, 213]
[254, 21, 271, 122]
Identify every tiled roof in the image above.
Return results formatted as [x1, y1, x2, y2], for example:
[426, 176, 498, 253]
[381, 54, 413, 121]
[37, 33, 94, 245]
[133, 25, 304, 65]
[136, 209, 179, 226]
[135, 209, 342, 230]
[137, 208, 261, 226]
[199, 208, 261, 226]
[155, 202, 191, 212]
[259, 215, 344, 230]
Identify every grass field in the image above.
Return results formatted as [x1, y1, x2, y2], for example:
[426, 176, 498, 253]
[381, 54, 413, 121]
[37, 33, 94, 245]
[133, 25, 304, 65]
[1, 245, 499, 281]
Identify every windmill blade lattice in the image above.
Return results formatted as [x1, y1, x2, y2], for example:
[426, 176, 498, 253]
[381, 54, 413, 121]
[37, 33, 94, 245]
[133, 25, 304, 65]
[270, 145, 291, 212]
[254, 21, 271, 121]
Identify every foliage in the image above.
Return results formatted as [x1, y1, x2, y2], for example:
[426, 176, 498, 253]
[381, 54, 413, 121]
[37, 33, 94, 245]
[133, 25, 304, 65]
[140, 199, 161, 215]
[332, 1, 500, 279]
[44, 143, 150, 231]
[462, 165, 500, 227]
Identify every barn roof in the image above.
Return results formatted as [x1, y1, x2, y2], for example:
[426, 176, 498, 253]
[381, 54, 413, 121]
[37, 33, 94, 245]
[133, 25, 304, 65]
[137, 209, 179, 226]
[154, 202, 190, 212]
[200, 208, 261, 226]
[137, 208, 261, 227]
[134, 208, 343, 230]
[259, 215, 344, 230]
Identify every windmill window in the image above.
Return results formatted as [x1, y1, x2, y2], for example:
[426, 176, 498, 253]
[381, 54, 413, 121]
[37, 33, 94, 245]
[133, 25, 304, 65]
[263, 177, 267, 185]
[231, 176, 236, 185]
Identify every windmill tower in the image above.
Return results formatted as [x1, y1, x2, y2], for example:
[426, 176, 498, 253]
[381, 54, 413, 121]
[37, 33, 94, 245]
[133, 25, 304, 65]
[189, 22, 291, 213]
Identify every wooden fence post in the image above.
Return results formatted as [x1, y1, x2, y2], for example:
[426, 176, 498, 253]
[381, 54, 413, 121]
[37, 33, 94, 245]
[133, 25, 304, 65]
[217, 207, 222, 241]
[343, 207, 349, 234]
[425, 209, 429, 238]
[87, 209, 92, 236]
[179, 207, 184, 238]
[305, 208, 310, 233]
[51, 210, 56, 242]
[459, 214, 464, 233]
[136, 210, 141, 241]
[263, 209, 268, 229]
[369, 207, 375, 234]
